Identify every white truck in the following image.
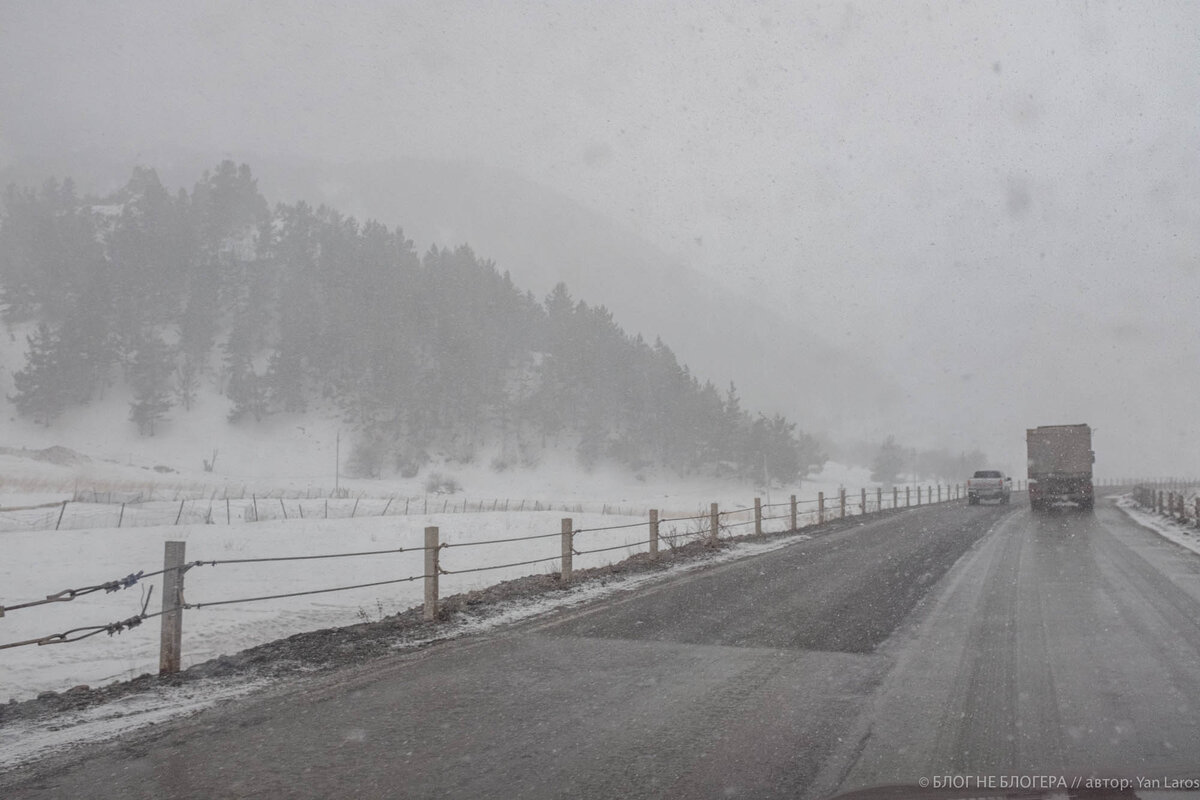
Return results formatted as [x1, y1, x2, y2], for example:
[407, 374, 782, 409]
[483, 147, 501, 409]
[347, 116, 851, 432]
[967, 470, 1012, 505]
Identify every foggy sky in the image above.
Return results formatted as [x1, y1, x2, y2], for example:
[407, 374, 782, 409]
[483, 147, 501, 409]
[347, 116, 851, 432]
[2, 1, 1198, 477]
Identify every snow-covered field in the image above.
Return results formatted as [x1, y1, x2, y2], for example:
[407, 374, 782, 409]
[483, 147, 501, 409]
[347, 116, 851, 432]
[2, 508, 705, 701]
[0, 371, 918, 773]
[0, 526, 823, 771]
[1, 435, 884, 704]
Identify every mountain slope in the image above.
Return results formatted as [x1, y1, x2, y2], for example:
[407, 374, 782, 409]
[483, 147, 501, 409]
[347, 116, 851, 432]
[2, 150, 899, 434]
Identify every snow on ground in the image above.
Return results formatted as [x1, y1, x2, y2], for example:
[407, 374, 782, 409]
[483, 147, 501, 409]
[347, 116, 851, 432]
[0, 677, 274, 771]
[1, 510, 647, 701]
[0, 526, 816, 772]
[0, 377, 944, 769]
[1115, 494, 1200, 557]
[0, 405, 936, 701]
[1, 455, 897, 703]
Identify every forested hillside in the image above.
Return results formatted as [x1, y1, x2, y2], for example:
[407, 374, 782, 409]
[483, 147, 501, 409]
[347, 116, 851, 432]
[0, 162, 825, 482]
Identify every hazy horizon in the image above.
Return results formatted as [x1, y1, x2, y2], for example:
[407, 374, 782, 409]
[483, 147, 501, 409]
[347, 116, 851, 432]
[2, 1, 1198, 477]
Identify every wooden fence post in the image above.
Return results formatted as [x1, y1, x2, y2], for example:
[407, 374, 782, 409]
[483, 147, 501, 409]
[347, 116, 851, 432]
[754, 497, 762, 536]
[710, 503, 719, 544]
[649, 510, 659, 560]
[561, 518, 573, 584]
[159, 541, 186, 675]
[840, 489, 846, 519]
[893, 487, 898, 509]
[424, 526, 439, 620]
[818, 492, 825, 524]
[55, 500, 67, 530]
[938, 485, 943, 503]
[906, 486, 911, 507]
[876, 487, 882, 513]
[790, 495, 797, 531]
[860, 488, 866, 515]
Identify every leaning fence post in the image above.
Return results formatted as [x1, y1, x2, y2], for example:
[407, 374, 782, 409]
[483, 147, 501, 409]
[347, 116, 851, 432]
[561, 518, 573, 584]
[790, 495, 797, 531]
[159, 541, 186, 675]
[649, 509, 659, 560]
[55, 500, 67, 530]
[424, 526, 439, 620]
[710, 503, 719, 544]
[754, 497, 762, 536]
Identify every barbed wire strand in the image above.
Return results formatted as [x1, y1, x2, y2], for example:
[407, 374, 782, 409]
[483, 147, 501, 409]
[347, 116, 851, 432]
[1, 588, 158, 650]
[441, 529, 562, 548]
[573, 538, 655, 556]
[441, 554, 562, 576]
[190, 545, 426, 567]
[575, 518, 652, 534]
[1, 569, 161, 615]
[184, 574, 431, 610]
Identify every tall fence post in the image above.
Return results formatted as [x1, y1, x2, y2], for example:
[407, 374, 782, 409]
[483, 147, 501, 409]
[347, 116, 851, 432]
[561, 518, 573, 584]
[710, 503, 719, 544]
[159, 541, 186, 675]
[818, 492, 825, 524]
[790, 495, 797, 531]
[840, 489, 846, 519]
[649, 509, 659, 560]
[424, 526, 439, 620]
[906, 486, 911, 507]
[860, 488, 866, 516]
[754, 497, 762, 536]
[893, 486, 898, 509]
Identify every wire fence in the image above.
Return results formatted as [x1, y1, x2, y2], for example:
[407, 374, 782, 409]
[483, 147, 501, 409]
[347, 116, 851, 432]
[0, 492, 662, 533]
[2, 484, 976, 665]
[1130, 483, 1200, 527]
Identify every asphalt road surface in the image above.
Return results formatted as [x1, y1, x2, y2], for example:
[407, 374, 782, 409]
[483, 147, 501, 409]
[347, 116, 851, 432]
[5, 495, 1200, 799]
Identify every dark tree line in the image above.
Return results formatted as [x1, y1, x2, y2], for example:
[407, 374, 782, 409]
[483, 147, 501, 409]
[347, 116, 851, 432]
[1, 162, 826, 482]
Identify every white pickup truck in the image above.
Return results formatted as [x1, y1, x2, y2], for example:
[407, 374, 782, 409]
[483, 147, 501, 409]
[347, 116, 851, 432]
[967, 470, 1012, 505]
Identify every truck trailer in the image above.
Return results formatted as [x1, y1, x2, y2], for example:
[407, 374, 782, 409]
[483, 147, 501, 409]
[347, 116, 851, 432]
[1027, 424, 1094, 512]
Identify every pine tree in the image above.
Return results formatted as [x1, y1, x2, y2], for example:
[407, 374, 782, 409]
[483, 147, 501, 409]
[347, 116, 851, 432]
[871, 436, 906, 486]
[127, 331, 174, 435]
[10, 323, 67, 425]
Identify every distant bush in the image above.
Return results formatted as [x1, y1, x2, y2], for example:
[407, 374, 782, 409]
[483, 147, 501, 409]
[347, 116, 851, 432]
[424, 472, 461, 494]
[346, 438, 387, 479]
